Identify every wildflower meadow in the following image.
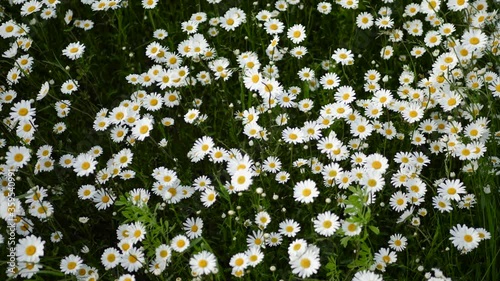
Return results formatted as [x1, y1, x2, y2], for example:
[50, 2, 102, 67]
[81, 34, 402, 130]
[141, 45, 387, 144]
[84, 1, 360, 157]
[1, 0, 500, 280]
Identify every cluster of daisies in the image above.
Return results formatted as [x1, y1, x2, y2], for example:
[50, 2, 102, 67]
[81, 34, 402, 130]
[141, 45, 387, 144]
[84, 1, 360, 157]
[0, 0, 499, 280]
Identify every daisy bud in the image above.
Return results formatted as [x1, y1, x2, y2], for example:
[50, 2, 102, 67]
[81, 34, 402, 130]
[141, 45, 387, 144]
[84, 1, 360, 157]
[484, 185, 491, 194]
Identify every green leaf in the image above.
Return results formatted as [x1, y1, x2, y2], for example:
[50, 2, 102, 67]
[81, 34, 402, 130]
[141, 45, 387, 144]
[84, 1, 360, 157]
[369, 225, 380, 235]
[340, 236, 350, 247]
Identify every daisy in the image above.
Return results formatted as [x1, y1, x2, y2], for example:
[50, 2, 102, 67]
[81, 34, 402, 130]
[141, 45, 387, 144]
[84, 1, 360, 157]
[181, 20, 198, 34]
[433, 196, 453, 213]
[402, 103, 424, 123]
[219, 13, 242, 32]
[60, 254, 83, 275]
[447, 0, 469, 11]
[101, 247, 121, 270]
[282, 127, 304, 144]
[78, 184, 96, 200]
[317, 2, 332, 14]
[243, 69, 263, 92]
[142, 0, 158, 9]
[320, 73, 340, 90]
[380, 45, 394, 59]
[264, 18, 284, 35]
[191, 136, 214, 159]
[364, 153, 389, 173]
[406, 178, 427, 197]
[184, 109, 200, 124]
[462, 28, 488, 50]
[375, 16, 394, 29]
[62, 42, 85, 60]
[189, 250, 217, 276]
[143, 92, 163, 111]
[118, 274, 135, 281]
[73, 153, 97, 177]
[476, 228, 491, 241]
[246, 247, 264, 267]
[352, 270, 383, 281]
[290, 46, 308, 59]
[424, 30, 442, 48]
[246, 230, 265, 248]
[342, 220, 362, 236]
[16, 235, 45, 263]
[449, 224, 480, 251]
[420, 0, 441, 14]
[60, 79, 78, 95]
[266, 232, 282, 247]
[388, 233, 407, 251]
[153, 29, 168, 40]
[313, 211, 340, 237]
[390, 191, 409, 212]
[183, 217, 203, 239]
[361, 170, 385, 193]
[290, 245, 321, 278]
[20, 1, 42, 16]
[279, 219, 301, 237]
[30, 201, 54, 219]
[127, 222, 146, 244]
[6, 146, 31, 169]
[288, 239, 308, 258]
[92, 188, 115, 210]
[120, 247, 144, 272]
[229, 253, 249, 271]
[350, 118, 373, 139]
[374, 247, 397, 265]
[334, 86, 357, 104]
[200, 188, 217, 207]
[10, 100, 35, 123]
[262, 156, 282, 173]
[131, 118, 152, 141]
[209, 147, 228, 163]
[229, 168, 253, 191]
[298, 67, 315, 82]
[298, 99, 314, 112]
[332, 48, 354, 65]
[153, 244, 172, 265]
[356, 12, 374, 29]
[438, 179, 466, 201]
[275, 171, 290, 183]
[255, 211, 271, 229]
[293, 179, 319, 204]
[302, 121, 322, 140]
[0, 20, 20, 39]
[287, 24, 306, 44]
